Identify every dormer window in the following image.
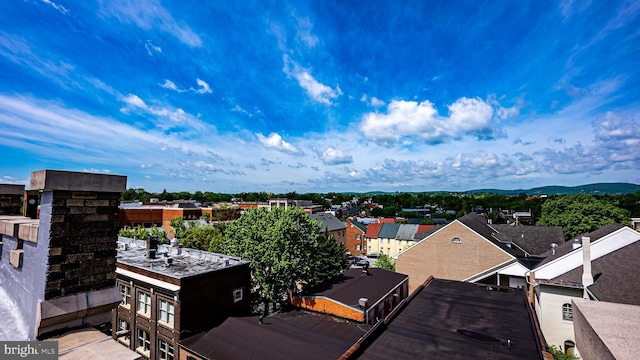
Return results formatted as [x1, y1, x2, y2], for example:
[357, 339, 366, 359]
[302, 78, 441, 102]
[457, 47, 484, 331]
[452, 237, 462, 244]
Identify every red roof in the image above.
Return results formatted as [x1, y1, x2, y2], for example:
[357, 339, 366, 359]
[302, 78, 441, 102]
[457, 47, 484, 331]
[366, 223, 382, 238]
[417, 224, 435, 233]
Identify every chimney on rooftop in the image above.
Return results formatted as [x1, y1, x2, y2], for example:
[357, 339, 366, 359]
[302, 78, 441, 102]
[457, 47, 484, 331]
[572, 239, 581, 250]
[582, 236, 594, 299]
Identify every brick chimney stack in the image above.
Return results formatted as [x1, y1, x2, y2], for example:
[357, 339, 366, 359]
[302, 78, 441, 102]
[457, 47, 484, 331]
[0, 170, 127, 339]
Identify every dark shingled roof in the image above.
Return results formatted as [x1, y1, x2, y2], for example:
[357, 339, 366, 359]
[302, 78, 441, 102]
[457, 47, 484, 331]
[300, 267, 408, 307]
[457, 213, 523, 257]
[536, 223, 625, 267]
[180, 309, 368, 360]
[414, 225, 443, 240]
[311, 213, 346, 232]
[551, 240, 640, 305]
[377, 223, 400, 239]
[351, 220, 367, 233]
[492, 224, 565, 255]
[355, 278, 543, 360]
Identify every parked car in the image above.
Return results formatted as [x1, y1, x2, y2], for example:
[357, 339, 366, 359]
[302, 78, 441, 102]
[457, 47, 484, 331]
[367, 253, 379, 259]
[355, 258, 369, 266]
[349, 256, 359, 265]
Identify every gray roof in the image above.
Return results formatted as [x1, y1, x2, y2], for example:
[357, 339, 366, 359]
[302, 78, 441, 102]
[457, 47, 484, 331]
[116, 237, 248, 279]
[395, 224, 419, 240]
[378, 223, 400, 239]
[492, 224, 565, 255]
[550, 239, 640, 305]
[310, 213, 346, 232]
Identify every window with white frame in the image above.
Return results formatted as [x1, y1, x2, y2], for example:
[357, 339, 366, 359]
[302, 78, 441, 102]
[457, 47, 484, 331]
[136, 328, 150, 355]
[562, 303, 573, 321]
[117, 319, 130, 346]
[137, 292, 151, 316]
[233, 288, 243, 303]
[158, 339, 175, 360]
[368, 246, 371, 252]
[119, 283, 131, 307]
[356, 244, 360, 250]
[159, 299, 175, 325]
[356, 234, 360, 240]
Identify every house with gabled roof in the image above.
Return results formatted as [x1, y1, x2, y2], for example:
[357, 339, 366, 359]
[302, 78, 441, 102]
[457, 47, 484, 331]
[364, 222, 382, 255]
[346, 218, 367, 256]
[370, 223, 400, 257]
[396, 213, 563, 294]
[528, 224, 640, 357]
[310, 212, 346, 247]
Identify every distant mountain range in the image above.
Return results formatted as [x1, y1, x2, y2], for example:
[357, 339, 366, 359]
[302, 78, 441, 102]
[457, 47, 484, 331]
[466, 183, 640, 195]
[359, 183, 640, 195]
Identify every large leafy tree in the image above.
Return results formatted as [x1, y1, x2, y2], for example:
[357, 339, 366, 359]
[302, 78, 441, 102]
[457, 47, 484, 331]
[180, 225, 224, 252]
[221, 207, 349, 313]
[374, 253, 396, 271]
[537, 194, 631, 240]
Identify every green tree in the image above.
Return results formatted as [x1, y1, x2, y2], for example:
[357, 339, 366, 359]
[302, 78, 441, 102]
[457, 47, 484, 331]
[537, 194, 631, 240]
[170, 216, 187, 239]
[180, 225, 224, 252]
[220, 207, 349, 314]
[149, 225, 168, 243]
[546, 345, 580, 360]
[374, 253, 396, 271]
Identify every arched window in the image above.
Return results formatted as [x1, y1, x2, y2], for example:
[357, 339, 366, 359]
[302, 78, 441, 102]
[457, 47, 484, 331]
[564, 340, 575, 356]
[562, 303, 573, 321]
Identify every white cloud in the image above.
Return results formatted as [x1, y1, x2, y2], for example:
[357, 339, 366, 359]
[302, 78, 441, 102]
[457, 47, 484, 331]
[41, 0, 69, 15]
[161, 79, 183, 92]
[283, 56, 341, 105]
[102, 0, 202, 47]
[193, 78, 212, 94]
[256, 133, 299, 154]
[359, 97, 513, 146]
[120, 93, 207, 131]
[144, 40, 163, 56]
[322, 148, 353, 165]
[369, 97, 385, 107]
[194, 160, 215, 170]
[294, 16, 319, 48]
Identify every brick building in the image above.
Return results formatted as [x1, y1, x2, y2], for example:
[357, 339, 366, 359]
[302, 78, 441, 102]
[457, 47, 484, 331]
[289, 267, 408, 324]
[113, 238, 251, 360]
[0, 184, 24, 216]
[345, 218, 367, 256]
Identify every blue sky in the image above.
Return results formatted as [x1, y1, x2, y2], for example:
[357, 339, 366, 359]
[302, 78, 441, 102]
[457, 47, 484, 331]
[1, 0, 639, 193]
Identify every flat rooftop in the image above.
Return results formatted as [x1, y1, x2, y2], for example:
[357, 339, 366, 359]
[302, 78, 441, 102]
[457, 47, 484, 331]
[116, 238, 248, 279]
[181, 309, 370, 360]
[355, 278, 543, 360]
